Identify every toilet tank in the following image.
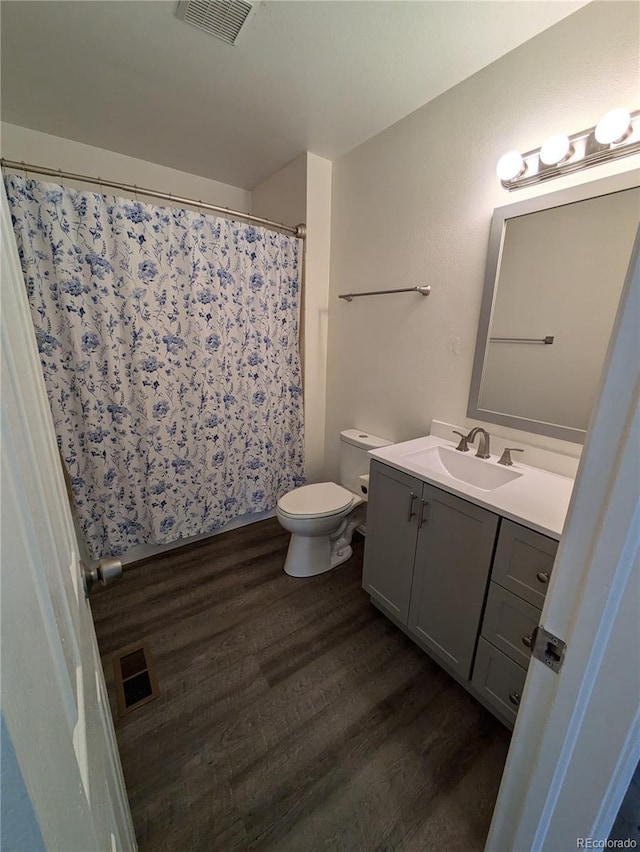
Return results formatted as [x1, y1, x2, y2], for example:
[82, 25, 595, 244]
[339, 429, 393, 495]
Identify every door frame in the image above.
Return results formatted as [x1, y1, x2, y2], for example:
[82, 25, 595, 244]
[486, 229, 640, 849]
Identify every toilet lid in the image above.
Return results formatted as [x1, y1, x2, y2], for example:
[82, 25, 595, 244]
[278, 482, 354, 519]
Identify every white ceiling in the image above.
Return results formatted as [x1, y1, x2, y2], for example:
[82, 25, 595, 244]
[1, 1, 587, 190]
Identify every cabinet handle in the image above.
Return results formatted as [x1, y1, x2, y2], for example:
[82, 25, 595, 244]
[522, 634, 533, 649]
[407, 492, 417, 522]
[509, 691, 521, 707]
[418, 499, 429, 527]
[536, 571, 550, 584]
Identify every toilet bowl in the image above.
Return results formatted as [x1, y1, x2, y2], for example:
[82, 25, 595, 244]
[276, 482, 364, 577]
[276, 429, 392, 578]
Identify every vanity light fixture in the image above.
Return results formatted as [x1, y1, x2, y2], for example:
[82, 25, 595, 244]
[594, 108, 632, 145]
[497, 107, 640, 190]
[496, 151, 526, 182]
[539, 133, 573, 166]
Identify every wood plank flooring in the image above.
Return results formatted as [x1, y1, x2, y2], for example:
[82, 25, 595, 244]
[91, 518, 510, 852]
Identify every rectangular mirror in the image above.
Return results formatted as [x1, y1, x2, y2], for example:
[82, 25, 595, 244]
[468, 172, 639, 443]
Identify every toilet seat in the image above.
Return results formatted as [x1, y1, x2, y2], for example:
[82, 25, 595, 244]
[277, 482, 355, 519]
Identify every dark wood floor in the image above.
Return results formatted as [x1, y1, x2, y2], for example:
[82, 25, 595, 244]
[92, 518, 511, 852]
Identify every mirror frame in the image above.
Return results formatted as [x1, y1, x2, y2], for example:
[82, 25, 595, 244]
[467, 170, 640, 444]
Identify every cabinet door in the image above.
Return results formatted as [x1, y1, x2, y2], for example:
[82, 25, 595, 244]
[362, 460, 421, 624]
[492, 519, 558, 608]
[408, 485, 499, 679]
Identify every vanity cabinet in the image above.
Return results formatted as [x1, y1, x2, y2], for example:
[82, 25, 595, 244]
[363, 460, 498, 679]
[362, 463, 422, 623]
[363, 458, 560, 728]
[408, 485, 498, 679]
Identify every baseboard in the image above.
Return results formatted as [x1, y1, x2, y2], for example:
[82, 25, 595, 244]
[121, 509, 276, 565]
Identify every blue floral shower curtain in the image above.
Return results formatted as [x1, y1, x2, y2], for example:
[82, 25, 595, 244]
[5, 174, 304, 558]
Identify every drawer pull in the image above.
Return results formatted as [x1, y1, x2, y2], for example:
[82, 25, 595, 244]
[418, 499, 429, 527]
[407, 492, 417, 522]
[522, 634, 534, 649]
[536, 571, 550, 584]
[509, 691, 521, 707]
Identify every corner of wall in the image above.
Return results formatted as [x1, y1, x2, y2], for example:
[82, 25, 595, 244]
[304, 153, 332, 483]
[250, 153, 308, 224]
[250, 152, 333, 484]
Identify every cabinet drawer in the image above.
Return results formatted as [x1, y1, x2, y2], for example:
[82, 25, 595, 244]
[492, 519, 558, 608]
[472, 638, 527, 727]
[481, 583, 540, 669]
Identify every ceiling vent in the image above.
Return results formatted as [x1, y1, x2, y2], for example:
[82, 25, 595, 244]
[176, 0, 256, 46]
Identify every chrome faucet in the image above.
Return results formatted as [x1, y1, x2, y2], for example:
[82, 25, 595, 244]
[466, 427, 491, 459]
[452, 430, 470, 452]
[497, 447, 524, 466]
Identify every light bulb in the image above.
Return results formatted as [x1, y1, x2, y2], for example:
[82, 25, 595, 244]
[540, 134, 573, 166]
[496, 151, 526, 182]
[595, 109, 631, 145]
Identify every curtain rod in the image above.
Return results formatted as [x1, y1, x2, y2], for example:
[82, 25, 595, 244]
[1, 159, 307, 239]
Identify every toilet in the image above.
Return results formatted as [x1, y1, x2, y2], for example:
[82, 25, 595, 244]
[276, 429, 392, 578]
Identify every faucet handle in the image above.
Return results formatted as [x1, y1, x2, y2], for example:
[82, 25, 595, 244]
[498, 447, 524, 466]
[452, 430, 470, 452]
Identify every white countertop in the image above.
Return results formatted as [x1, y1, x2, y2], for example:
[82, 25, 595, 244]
[369, 435, 575, 540]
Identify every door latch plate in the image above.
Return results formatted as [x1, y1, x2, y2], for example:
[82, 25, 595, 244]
[532, 626, 566, 673]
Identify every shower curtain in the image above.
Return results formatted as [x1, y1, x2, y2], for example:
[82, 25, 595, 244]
[5, 174, 304, 558]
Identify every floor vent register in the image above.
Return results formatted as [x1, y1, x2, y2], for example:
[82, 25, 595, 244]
[112, 642, 160, 717]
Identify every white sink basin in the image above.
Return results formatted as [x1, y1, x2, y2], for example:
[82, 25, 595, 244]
[402, 445, 523, 492]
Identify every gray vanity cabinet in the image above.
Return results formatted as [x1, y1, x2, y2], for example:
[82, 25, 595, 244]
[363, 460, 499, 680]
[363, 457, 562, 729]
[408, 486, 499, 679]
[362, 462, 421, 623]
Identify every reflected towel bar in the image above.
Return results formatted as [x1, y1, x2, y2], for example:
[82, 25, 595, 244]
[338, 285, 431, 302]
[490, 336, 555, 344]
